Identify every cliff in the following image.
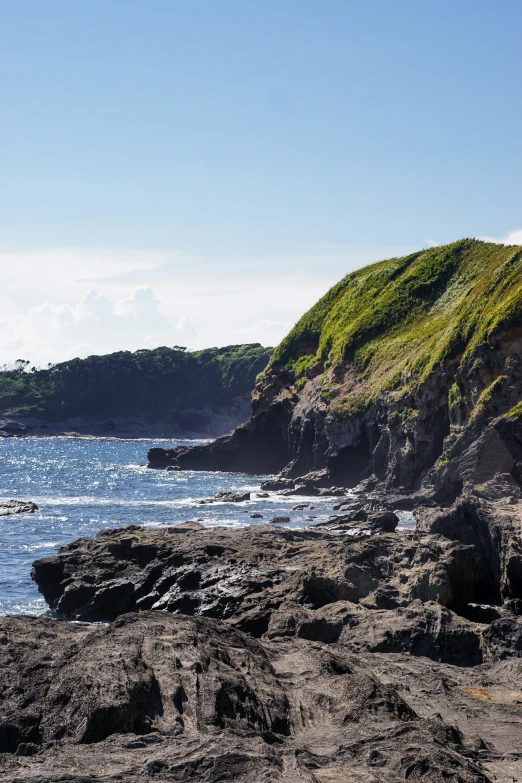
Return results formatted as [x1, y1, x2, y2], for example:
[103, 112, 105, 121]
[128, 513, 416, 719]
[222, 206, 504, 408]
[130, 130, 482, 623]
[0, 343, 271, 437]
[149, 239, 522, 503]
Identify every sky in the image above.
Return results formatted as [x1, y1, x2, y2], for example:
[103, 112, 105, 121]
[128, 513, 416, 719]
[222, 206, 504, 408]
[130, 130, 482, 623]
[0, 0, 521, 366]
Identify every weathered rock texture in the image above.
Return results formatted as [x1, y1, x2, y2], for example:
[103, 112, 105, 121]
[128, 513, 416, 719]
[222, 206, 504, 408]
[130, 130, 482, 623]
[32, 521, 522, 666]
[0, 517, 512, 780]
[417, 495, 522, 606]
[2, 610, 520, 782]
[145, 241, 522, 650]
[32, 523, 476, 639]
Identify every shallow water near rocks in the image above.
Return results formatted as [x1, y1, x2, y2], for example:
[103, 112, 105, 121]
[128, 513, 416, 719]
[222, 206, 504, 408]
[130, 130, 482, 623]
[0, 436, 415, 616]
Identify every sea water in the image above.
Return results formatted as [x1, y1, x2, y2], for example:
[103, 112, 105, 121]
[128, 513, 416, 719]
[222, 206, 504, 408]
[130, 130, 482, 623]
[0, 437, 415, 616]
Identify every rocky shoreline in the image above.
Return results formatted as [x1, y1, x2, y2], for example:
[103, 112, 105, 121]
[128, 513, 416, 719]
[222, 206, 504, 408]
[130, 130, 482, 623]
[0, 490, 520, 781]
[0, 397, 251, 439]
[0, 499, 38, 516]
[3, 243, 522, 780]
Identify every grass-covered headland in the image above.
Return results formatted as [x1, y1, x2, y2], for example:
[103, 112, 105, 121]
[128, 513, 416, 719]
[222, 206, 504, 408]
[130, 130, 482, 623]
[271, 239, 522, 416]
[0, 344, 272, 422]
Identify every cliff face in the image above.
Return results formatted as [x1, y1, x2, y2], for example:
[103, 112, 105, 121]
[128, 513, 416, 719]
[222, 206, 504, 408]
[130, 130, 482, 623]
[150, 240, 522, 503]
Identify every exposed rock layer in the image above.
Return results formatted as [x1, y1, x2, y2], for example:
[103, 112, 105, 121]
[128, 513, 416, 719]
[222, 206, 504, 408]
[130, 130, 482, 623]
[0, 513, 513, 781]
[147, 242, 522, 515]
[32, 522, 477, 641]
[2, 610, 521, 782]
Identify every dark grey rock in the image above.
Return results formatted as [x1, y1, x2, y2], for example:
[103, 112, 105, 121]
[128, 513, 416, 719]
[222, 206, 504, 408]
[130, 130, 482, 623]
[0, 612, 501, 782]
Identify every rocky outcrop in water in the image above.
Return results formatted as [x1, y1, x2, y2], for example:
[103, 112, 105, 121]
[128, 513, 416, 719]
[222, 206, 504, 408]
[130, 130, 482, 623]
[0, 500, 38, 516]
[32, 519, 522, 666]
[32, 522, 478, 638]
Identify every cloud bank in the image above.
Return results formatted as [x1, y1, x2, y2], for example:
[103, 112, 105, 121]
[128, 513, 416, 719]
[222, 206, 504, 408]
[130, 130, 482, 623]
[481, 229, 522, 246]
[0, 287, 195, 367]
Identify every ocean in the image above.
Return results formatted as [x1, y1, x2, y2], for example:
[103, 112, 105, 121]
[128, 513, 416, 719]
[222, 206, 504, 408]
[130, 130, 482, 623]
[0, 436, 415, 616]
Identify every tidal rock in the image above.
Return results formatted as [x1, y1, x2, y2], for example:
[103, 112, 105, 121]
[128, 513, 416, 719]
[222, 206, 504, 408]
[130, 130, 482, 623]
[0, 419, 27, 434]
[33, 523, 475, 631]
[270, 515, 291, 524]
[317, 510, 399, 535]
[197, 491, 251, 504]
[0, 500, 38, 516]
[279, 483, 321, 496]
[260, 478, 295, 491]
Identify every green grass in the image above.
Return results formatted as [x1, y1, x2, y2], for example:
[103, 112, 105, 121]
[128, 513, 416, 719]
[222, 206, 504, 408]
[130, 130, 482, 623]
[270, 239, 522, 414]
[448, 382, 462, 408]
[507, 402, 522, 421]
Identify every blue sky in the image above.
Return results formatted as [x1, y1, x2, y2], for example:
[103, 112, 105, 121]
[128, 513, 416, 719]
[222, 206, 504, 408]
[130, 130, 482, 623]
[0, 0, 521, 364]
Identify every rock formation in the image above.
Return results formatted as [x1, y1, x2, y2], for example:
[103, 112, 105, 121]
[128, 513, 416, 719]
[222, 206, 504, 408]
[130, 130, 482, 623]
[0, 499, 38, 516]
[4, 240, 522, 780]
[147, 240, 522, 509]
[3, 610, 513, 782]
[0, 517, 516, 780]
[145, 239, 522, 660]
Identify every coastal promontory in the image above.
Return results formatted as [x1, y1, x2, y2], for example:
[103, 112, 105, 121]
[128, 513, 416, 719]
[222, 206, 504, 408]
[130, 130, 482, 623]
[0, 343, 271, 438]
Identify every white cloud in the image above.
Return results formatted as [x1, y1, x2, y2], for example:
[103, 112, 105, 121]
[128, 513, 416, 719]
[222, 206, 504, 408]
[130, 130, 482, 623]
[0, 287, 196, 367]
[0, 241, 419, 365]
[481, 229, 522, 246]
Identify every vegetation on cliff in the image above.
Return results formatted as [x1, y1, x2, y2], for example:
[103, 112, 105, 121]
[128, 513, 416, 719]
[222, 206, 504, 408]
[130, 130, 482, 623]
[0, 344, 272, 421]
[271, 239, 522, 414]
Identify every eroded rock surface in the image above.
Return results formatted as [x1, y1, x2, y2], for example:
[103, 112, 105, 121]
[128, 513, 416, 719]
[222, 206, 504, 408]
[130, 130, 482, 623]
[0, 611, 511, 782]
[417, 494, 522, 604]
[32, 523, 475, 635]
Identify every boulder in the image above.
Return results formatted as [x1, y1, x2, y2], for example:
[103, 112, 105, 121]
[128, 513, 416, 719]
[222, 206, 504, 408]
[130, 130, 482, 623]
[197, 491, 251, 505]
[0, 420, 27, 434]
[317, 510, 399, 535]
[260, 478, 295, 491]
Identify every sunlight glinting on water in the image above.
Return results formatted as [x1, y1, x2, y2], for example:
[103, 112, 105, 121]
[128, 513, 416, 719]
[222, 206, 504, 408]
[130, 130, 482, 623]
[0, 436, 415, 616]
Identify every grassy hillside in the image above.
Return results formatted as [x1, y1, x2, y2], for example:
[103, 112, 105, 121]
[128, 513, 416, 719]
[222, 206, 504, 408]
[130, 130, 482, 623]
[0, 344, 272, 421]
[271, 239, 522, 412]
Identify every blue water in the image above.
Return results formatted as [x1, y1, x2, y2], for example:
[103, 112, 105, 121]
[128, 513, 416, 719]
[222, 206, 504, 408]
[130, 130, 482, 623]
[0, 437, 415, 616]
